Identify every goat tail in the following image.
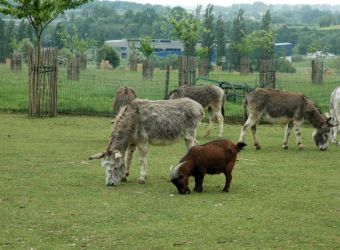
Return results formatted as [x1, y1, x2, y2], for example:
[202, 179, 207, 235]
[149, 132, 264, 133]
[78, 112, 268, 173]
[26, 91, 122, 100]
[236, 142, 247, 152]
[243, 97, 248, 123]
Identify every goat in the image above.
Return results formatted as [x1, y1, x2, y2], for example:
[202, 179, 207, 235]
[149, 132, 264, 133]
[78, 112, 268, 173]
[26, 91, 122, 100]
[112, 86, 137, 117]
[168, 85, 225, 138]
[170, 139, 246, 194]
[89, 98, 204, 186]
[329, 86, 340, 145]
[239, 88, 336, 151]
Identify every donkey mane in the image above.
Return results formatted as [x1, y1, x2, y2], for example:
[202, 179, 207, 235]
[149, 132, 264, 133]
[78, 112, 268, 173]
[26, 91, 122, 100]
[107, 104, 138, 152]
[305, 100, 326, 129]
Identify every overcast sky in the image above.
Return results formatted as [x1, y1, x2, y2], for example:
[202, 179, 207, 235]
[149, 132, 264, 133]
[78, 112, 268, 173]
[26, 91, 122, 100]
[116, 0, 340, 7]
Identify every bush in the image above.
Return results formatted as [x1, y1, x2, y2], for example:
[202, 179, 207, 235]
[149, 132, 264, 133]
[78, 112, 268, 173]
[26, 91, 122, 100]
[152, 54, 179, 70]
[277, 58, 296, 73]
[292, 55, 304, 62]
[96, 45, 120, 69]
[329, 57, 340, 72]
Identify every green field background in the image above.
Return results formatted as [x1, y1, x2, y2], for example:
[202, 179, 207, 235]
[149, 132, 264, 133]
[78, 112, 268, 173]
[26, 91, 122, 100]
[1, 60, 339, 121]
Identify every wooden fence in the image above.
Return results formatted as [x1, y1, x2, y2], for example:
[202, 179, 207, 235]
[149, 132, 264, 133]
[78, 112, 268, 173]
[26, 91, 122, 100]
[28, 48, 58, 117]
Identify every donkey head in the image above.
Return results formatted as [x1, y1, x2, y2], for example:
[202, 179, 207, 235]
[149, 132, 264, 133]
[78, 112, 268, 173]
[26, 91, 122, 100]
[312, 117, 337, 151]
[89, 150, 125, 186]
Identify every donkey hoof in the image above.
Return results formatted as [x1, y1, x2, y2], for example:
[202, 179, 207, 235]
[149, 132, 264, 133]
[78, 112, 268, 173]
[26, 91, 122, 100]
[121, 177, 127, 182]
[298, 144, 304, 150]
[137, 179, 145, 184]
[255, 144, 261, 150]
[282, 144, 288, 149]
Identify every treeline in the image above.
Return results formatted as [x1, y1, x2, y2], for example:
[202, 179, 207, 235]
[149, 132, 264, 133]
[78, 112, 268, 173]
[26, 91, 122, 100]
[1, 1, 340, 64]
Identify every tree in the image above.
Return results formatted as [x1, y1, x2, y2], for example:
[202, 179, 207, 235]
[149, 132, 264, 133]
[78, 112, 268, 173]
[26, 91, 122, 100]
[0, 0, 92, 64]
[140, 36, 154, 59]
[245, 30, 275, 60]
[0, 17, 6, 61]
[230, 8, 246, 70]
[201, 4, 215, 65]
[169, 13, 200, 57]
[215, 15, 226, 66]
[261, 10, 271, 31]
[54, 22, 69, 49]
[96, 45, 120, 69]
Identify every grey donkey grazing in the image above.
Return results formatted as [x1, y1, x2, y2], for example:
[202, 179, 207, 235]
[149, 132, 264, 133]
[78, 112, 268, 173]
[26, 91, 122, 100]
[168, 85, 225, 138]
[239, 88, 334, 150]
[239, 88, 336, 151]
[89, 98, 204, 186]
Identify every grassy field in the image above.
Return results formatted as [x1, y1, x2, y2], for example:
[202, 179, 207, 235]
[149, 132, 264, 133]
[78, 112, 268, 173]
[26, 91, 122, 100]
[1, 61, 340, 120]
[0, 113, 339, 249]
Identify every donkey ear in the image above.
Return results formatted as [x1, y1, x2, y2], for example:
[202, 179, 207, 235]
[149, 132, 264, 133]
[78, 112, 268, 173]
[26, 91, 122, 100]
[89, 152, 105, 160]
[326, 117, 338, 127]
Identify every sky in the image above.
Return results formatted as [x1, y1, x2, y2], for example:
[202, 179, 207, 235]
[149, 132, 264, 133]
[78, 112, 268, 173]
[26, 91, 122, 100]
[116, 0, 340, 7]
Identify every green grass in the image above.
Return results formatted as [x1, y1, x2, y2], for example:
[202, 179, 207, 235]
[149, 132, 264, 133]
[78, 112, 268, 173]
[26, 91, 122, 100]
[0, 113, 339, 249]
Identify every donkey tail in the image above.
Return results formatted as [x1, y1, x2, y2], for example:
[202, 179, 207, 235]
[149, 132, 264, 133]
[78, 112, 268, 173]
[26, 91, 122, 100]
[243, 97, 248, 123]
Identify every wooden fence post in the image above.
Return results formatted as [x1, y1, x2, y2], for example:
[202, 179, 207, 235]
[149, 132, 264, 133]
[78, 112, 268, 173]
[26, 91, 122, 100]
[28, 48, 58, 117]
[311, 59, 323, 84]
[178, 56, 196, 86]
[259, 59, 276, 88]
[164, 65, 170, 99]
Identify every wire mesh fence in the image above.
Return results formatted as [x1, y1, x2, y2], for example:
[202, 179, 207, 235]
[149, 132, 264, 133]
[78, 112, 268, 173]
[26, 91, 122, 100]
[1, 63, 339, 122]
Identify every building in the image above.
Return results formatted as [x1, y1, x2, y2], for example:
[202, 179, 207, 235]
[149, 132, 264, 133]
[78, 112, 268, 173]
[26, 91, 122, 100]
[105, 39, 185, 59]
[274, 42, 293, 62]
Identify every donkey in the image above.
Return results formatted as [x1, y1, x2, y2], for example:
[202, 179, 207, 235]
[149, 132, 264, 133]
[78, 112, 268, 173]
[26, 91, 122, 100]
[112, 86, 137, 117]
[89, 98, 204, 186]
[329, 86, 340, 145]
[168, 85, 225, 138]
[239, 88, 336, 151]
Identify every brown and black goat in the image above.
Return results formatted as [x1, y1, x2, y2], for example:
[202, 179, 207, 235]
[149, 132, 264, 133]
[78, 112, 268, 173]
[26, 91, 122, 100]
[169, 139, 246, 194]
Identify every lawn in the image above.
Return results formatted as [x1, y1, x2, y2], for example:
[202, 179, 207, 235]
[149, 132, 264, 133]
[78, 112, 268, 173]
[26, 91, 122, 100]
[0, 113, 339, 249]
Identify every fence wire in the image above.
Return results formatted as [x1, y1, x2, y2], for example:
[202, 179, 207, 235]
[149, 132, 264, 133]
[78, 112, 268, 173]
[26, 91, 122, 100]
[1, 64, 339, 121]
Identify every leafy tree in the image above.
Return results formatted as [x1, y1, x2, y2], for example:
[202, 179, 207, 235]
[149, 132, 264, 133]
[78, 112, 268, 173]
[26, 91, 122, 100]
[196, 47, 209, 59]
[246, 30, 275, 60]
[54, 22, 69, 49]
[140, 36, 154, 59]
[215, 15, 226, 66]
[169, 13, 200, 57]
[96, 44, 120, 68]
[261, 10, 271, 31]
[201, 4, 215, 64]
[0, 0, 92, 64]
[0, 17, 6, 61]
[19, 38, 34, 63]
[229, 8, 246, 70]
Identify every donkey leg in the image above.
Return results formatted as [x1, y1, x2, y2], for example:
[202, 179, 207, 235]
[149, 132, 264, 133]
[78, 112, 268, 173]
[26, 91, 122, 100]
[137, 143, 148, 184]
[239, 113, 260, 149]
[282, 121, 293, 149]
[251, 124, 261, 150]
[122, 143, 136, 182]
[293, 121, 304, 150]
[215, 110, 224, 138]
[185, 129, 197, 149]
[204, 109, 213, 138]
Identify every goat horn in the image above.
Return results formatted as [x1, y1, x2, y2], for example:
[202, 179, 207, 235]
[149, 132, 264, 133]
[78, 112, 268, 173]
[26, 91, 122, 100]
[89, 152, 105, 160]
